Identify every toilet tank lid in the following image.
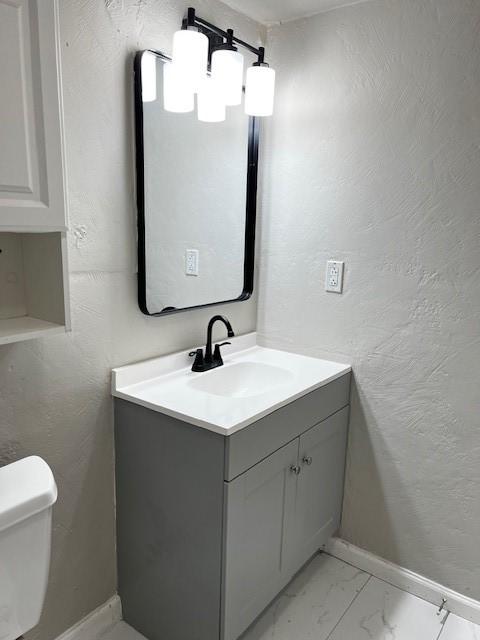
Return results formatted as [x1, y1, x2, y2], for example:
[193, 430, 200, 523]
[0, 456, 57, 533]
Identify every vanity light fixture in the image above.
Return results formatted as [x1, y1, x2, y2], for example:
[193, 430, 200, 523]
[164, 7, 275, 121]
[211, 29, 244, 106]
[141, 50, 157, 102]
[245, 48, 276, 117]
[172, 8, 209, 92]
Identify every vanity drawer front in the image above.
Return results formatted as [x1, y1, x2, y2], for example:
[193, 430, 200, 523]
[224, 373, 351, 481]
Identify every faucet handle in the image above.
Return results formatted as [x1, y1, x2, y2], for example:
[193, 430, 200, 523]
[213, 342, 231, 365]
[189, 348, 205, 372]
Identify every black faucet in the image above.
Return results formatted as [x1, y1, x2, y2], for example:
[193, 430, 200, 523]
[189, 315, 235, 372]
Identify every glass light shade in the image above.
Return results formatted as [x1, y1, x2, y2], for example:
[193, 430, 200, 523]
[197, 77, 226, 122]
[172, 29, 209, 92]
[245, 65, 276, 116]
[141, 51, 157, 102]
[211, 49, 244, 106]
[163, 62, 194, 113]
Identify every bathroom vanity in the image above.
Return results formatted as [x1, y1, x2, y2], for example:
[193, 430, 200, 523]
[113, 334, 351, 640]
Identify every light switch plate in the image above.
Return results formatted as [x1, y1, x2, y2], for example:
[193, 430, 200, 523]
[185, 249, 199, 276]
[325, 260, 344, 293]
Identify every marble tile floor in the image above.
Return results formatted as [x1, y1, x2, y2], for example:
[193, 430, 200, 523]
[98, 554, 480, 640]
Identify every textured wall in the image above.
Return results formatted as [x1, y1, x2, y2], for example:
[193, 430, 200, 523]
[0, 2, 263, 639]
[258, 0, 480, 599]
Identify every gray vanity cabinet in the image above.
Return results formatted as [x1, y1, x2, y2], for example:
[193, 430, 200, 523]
[115, 373, 351, 640]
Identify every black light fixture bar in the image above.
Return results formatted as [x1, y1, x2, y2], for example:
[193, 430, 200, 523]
[183, 7, 265, 61]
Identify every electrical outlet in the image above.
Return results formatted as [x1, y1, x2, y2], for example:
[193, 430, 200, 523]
[185, 249, 199, 276]
[325, 260, 344, 293]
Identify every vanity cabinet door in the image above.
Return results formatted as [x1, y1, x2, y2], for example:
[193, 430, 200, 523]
[222, 439, 299, 640]
[286, 407, 349, 574]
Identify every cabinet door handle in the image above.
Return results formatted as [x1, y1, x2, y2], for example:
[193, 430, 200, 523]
[290, 464, 301, 475]
[302, 456, 313, 466]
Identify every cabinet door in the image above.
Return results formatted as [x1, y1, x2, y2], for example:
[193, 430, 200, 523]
[0, 0, 66, 231]
[222, 439, 298, 640]
[286, 407, 349, 574]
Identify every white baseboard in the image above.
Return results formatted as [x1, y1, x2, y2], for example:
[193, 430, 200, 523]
[52, 543, 480, 637]
[54, 595, 122, 640]
[326, 537, 480, 625]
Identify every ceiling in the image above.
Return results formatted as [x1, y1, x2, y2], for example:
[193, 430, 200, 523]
[222, 0, 371, 24]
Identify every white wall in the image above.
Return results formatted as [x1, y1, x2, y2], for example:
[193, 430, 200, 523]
[0, 2, 263, 639]
[258, 0, 480, 601]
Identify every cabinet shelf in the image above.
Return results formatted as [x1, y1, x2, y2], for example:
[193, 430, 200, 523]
[0, 316, 65, 346]
[0, 232, 70, 346]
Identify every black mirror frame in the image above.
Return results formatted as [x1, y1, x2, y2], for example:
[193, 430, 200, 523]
[134, 50, 259, 317]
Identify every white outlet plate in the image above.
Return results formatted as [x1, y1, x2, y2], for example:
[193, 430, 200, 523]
[325, 260, 344, 293]
[185, 249, 199, 276]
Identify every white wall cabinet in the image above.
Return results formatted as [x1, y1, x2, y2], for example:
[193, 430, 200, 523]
[0, 0, 70, 344]
[0, 0, 67, 231]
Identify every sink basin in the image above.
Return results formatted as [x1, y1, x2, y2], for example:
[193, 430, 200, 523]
[188, 361, 294, 398]
[112, 332, 351, 435]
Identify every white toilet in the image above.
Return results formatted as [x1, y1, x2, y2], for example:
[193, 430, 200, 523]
[0, 456, 57, 640]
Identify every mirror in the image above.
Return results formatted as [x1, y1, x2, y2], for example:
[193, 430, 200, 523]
[134, 50, 258, 316]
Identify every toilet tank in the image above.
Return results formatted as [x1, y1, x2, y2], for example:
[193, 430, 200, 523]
[0, 456, 57, 640]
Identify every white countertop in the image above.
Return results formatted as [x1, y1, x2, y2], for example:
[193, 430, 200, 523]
[112, 333, 351, 435]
